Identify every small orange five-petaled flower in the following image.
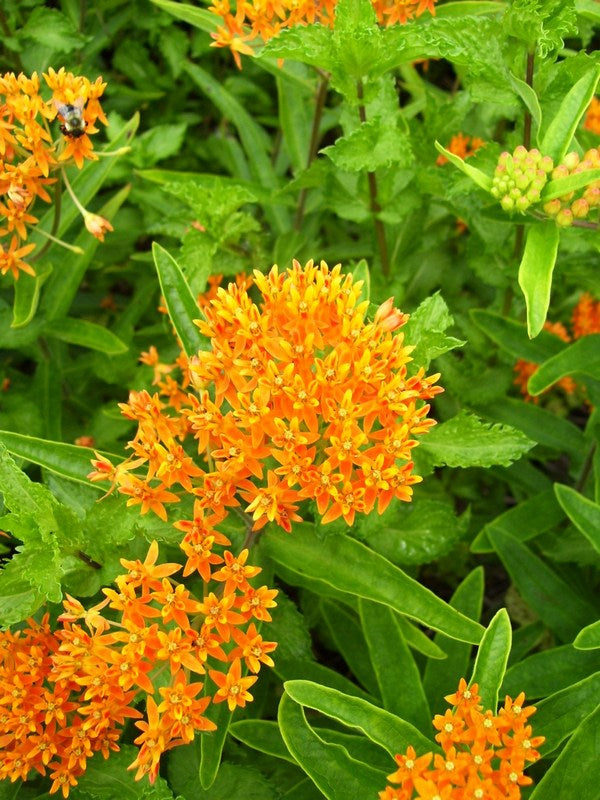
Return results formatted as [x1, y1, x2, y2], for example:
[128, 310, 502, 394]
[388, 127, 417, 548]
[380, 679, 545, 800]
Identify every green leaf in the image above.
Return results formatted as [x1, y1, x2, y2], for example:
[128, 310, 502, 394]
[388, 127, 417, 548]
[534, 672, 600, 756]
[359, 600, 431, 730]
[396, 616, 447, 660]
[0, 431, 121, 488]
[321, 600, 380, 697]
[22, 7, 85, 52]
[419, 411, 535, 469]
[12, 262, 52, 328]
[69, 745, 175, 799]
[43, 318, 128, 354]
[518, 222, 560, 339]
[435, 1, 507, 16]
[541, 66, 600, 162]
[489, 530, 598, 642]
[434, 141, 492, 191]
[229, 720, 294, 763]
[152, 242, 208, 358]
[470, 309, 564, 362]
[574, 620, 600, 650]
[509, 73, 542, 137]
[352, 259, 371, 304]
[576, 0, 600, 21]
[322, 117, 413, 172]
[278, 693, 387, 800]
[260, 524, 484, 644]
[275, 657, 376, 703]
[403, 293, 465, 368]
[542, 168, 600, 201]
[503, 644, 600, 697]
[554, 484, 600, 554]
[131, 123, 187, 167]
[284, 680, 435, 754]
[470, 609, 512, 710]
[504, 0, 578, 56]
[149, 0, 218, 32]
[528, 335, 600, 395]
[530, 705, 600, 800]
[200, 701, 232, 790]
[471, 488, 564, 553]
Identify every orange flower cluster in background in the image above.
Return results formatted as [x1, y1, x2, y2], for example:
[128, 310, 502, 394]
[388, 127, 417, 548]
[0, 68, 107, 279]
[0, 540, 277, 796]
[436, 133, 485, 166]
[379, 679, 544, 800]
[583, 96, 600, 135]
[92, 260, 441, 533]
[514, 293, 600, 403]
[209, 0, 438, 67]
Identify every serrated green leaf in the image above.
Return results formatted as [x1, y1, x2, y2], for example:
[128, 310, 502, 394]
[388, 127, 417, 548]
[278, 693, 387, 800]
[22, 7, 85, 52]
[69, 745, 175, 799]
[322, 117, 413, 172]
[470, 608, 512, 710]
[131, 124, 187, 167]
[260, 524, 484, 644]
[403, 293, 464, 368]
[489, 530, 598, 642]
[504, 0, 578, 56]
[518, 222, 560, 339]
[530, 705, 600, 800]
[528, 335, 600, 395]
[283, 680, 435, 755]
[420, 411, 535, 468]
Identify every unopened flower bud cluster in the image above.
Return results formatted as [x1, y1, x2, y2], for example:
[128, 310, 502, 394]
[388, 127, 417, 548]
[491, 146, 553, 213]
[543, 148, 600, 227]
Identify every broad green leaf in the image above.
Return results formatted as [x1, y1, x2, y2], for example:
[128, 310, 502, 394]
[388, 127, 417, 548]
[43, 318, 128, 354]
[278, 693, 387, 800]
[321, 600, 380, 698]
[284, 680, 435, 754]
[503, 644, 600, 698]
[554, 484, 600, 554]
[528, 335, 600, 395]
[0, 568, 42, 627]
[434, 141, 492, 191]
[470, 608, 512, 711]
[150, 0, 218, 32]
[22, 7, 85, 52]
[489, 530, 598, 642]
[576, 0, 600, 21]
[359, 600, 431, 729]
[419, 411, 535, 469]
[534, 672, 600, 756]
[260, 524, 484, 644]
[152, 242, 208, 358]
[470, 309, 564, 362]
[322, 117, 413, 172]
[574, 620, 600, 650]
[275, 657, 375, 703]
[230, 720, 294, 763]
[540, 66, 600, 162]
[0, 431, 121, 487]
[471, 488, 564, 553]
[518, 222, 560, 339]
[530, 705, 600, 800]
[435, 1, 506, 16]
[358, 498, 467, 566]
[403, 292, 465, 368]
[503, 0, 578, 56]
[69, 745, 175, 799]
[200, 701, 232, 790]
[426, 568, 484, 711]
[542, 168, 600, 201]
[482, 399, 586, 458]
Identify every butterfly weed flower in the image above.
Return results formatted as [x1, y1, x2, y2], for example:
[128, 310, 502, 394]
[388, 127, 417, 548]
[583, 96, 600, 135]
[380, 679, 544, 800]
[93, 259, 442, 537]
[0, 68, 109, 279]
[436, 133, 485, 166]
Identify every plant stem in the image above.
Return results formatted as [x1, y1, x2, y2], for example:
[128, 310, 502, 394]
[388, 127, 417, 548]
[30, 180, 62, 263]
[523, 51, 535, 150]
[575, 443, 596, 494]
[294, 72, 330, 230]
[356, 79, 390, 277]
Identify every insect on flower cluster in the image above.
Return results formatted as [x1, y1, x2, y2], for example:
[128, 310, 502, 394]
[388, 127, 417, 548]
[0, 68, 109, 280]
[90, 259, 442, 535]
[0, 540, 277, 796]
[379, 679, 544, 800]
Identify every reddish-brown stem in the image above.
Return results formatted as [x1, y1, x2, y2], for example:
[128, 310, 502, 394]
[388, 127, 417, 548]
[294, 72, 330, 230]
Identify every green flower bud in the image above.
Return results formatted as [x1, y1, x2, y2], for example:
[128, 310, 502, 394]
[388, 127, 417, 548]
[556, 208, 573, 227]
[501, 195, 515, 211]
[571, 198, 589, 219]
[543, 199, 561, 216]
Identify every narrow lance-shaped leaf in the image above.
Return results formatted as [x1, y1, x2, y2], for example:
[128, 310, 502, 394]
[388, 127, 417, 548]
[152, 242, 208, 358]
[199, 701, 232, 790]
[434, 141, 492, 191]
[540, 67, 600, 162]
[554, 484, 600, 555]
[534, 672, 600, 756]
[43, 318, 128, 354]
[574, 619, 600, 650]
[528, 335, 600, 395]
[518, 222, 560, 339]
[470, 608, 512, 710]
[278, 693, 387, 800]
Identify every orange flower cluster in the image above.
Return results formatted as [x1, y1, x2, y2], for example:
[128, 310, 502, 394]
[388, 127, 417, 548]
[379, 679, 544, 800]
[0, 540, 277, 796]
[583, 96, 600, 135]
[436, 133, 485, 166]
[0, 68, 107, 279]
[91, 260, 441, 533]
[514, 294, 600, 403]
[209, 0, 438, 67]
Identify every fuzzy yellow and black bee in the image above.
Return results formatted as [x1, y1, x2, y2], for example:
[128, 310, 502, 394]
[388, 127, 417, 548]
[54, 97, 86, 138]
